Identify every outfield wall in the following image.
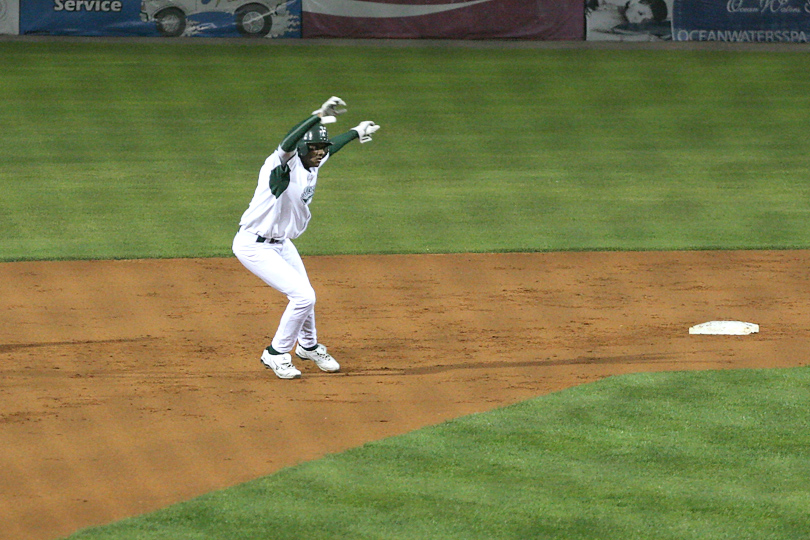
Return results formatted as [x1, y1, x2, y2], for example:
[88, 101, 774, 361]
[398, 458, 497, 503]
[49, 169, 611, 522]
[1, 0, 809, 42]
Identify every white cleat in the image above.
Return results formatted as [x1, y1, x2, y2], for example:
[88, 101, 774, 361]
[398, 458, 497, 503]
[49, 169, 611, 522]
[260, 349, 301, 379]
[295, 344, 340, 373]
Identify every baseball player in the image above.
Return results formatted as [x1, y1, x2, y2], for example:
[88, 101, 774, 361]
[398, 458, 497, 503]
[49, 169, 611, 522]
[232, 96, 380, 379]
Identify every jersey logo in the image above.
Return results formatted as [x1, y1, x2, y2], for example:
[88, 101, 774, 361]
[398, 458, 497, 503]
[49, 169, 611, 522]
[302, 185, 316, 204]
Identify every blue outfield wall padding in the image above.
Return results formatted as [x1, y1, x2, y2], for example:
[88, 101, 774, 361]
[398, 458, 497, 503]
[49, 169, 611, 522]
[673, 0, 810, 42]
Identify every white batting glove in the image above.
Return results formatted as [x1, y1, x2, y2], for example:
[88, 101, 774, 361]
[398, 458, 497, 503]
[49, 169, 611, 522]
[312, 96, 347, 124]
[352, 121, 380, 144]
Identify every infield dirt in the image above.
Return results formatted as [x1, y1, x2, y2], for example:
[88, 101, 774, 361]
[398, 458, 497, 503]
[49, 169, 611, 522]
[1, 250, 808, 540]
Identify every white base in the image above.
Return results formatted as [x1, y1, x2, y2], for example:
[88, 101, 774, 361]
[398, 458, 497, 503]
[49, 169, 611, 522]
[689, 321, 759, 335]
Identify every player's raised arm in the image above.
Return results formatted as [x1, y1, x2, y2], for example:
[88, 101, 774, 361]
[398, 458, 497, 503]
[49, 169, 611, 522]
[278, 96, 348, 158]
[279, 115, 321, 154]
[329, 121, 381, 155]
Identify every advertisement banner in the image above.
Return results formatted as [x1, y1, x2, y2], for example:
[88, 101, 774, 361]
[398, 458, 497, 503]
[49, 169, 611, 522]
[586, 0, 673, 40]
[18, 0, 301, 38]
[302, 0, 584, 40]
[0, 0, 20, 34]
[673, 0, 810, 42]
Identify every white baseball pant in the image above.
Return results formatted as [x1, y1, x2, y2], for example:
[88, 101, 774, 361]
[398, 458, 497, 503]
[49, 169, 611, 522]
[232, 229, 318, 353]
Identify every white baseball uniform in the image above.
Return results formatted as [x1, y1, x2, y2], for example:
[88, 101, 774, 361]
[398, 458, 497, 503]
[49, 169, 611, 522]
[232, 109, 370, 357]
[232, 100, 379, 371]
[232, 144, 329, 353]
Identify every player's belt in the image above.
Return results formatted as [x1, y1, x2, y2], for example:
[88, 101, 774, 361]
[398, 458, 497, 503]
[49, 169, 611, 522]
[255, 235, 283, 244]
[237, 227, 283, 244]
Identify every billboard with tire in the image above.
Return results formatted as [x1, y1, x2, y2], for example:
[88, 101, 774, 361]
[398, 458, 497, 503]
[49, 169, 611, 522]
[17, 0, 301, 37]
[140, 0, 291, 37]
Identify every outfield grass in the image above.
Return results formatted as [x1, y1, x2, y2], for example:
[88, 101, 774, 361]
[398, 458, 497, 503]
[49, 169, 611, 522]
[66, 367, 810, 540]
[2, 41, 810, 260]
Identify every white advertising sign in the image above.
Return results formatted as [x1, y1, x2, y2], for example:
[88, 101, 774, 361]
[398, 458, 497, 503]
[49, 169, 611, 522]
[0, 0, 19, 34]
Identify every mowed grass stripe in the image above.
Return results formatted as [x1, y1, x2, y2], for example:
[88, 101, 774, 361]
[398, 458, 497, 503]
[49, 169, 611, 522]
[1, 42, 810, 260]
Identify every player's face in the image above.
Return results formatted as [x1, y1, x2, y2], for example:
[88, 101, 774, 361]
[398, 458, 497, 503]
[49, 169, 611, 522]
[624, 0, 653, 23]
[302, 143, 329, 168]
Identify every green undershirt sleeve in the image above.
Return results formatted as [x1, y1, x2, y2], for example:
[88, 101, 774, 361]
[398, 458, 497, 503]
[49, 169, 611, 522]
[280, 115, 322, 152]
[328, 130, 359, 156]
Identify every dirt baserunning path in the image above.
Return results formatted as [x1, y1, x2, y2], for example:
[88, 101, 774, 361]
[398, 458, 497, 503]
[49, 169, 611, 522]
[1, 250, 808, 540]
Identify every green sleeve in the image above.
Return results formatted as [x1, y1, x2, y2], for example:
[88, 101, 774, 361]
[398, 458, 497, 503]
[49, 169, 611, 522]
[280, 115, 321, 152]
[269, 163, 291, 198]
[328, 129, 359, 156]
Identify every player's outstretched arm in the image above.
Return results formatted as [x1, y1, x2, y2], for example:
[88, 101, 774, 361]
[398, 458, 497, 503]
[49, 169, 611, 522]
[329, 121, 381, 155]
[279, 97, 348, 153]
[280, 115, 321, 153]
